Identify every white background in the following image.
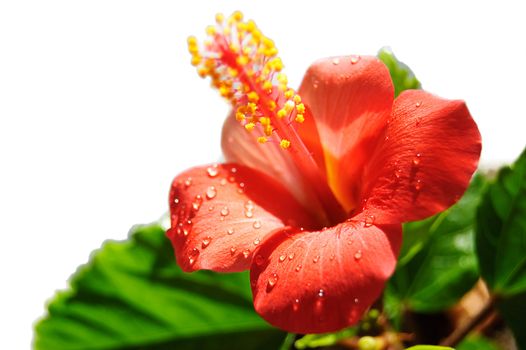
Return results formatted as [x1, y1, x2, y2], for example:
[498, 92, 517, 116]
[1, 1, 525, 348]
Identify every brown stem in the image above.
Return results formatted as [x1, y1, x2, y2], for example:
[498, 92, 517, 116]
[440, 295, 497, 347]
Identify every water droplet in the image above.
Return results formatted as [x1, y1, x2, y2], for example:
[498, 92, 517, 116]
[255, 254, 265, 266]
[330, 254, 335, 261]
[184, 177, 192, 188]
[295, 264, 302, 272]
[230, 246, 237, 255]
[354, 298, 359, 304]
[201, 236, 211, 248]
[188, 248, 199, 265]
[227, 228, 234, 235]
[288, 253, 295, 260]
[332, 58, 340, 65]
[220, 178, 227, 186]
[313, 255, 320, 263]
[318, 289, 325, 297]
[350, 55, 361, 64]
[416, 101, 422, 107]
[267, 273, 279, 288]
[227, 176, 236, 183]
[230, 167, 238, 174]
[173, 198, 180, 205]
[293, 298, 300, 311]
[192, 195, 203, 211]
[206, 165, 219, 177]
[244, 200, 254, 210]
[312, 79, 319, 89]
[220, 206, 229, 216]
[253, 238, 260, 246]
[206, 186, 217, 199]
[415, 179, 423, 191]
[279, 255, 286, 262]
[253, 220, 262, 229]
[413, 153, 422, 166]
[243, 249, 250, 258]
[394, 168, 402, 179]
[245, 210, 254, 218]
[208, 205, 214, 211]
[354, 250, 362, 260]
[364, 215, 375, 227]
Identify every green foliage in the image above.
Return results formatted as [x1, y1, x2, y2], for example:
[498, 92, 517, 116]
[294, 327, 357, 349]
[476, 148, 526, 349]
[385, 175, 487, 326]
[457, 335, 501, 350]
[406, 346, 454, 350]
[34, 224, 285, 350]
[377, 47, 422, 96]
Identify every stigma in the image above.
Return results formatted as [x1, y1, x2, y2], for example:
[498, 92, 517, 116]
[187, 11, 305, 150]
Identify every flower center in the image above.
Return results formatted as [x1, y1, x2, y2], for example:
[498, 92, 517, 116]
[188, 11, 346, 225]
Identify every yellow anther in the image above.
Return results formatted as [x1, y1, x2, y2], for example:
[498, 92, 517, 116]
[236, 112, 246, 122]
[227, 68, 238, 77]
[277, 109, 287, 119]
[259, 117, 270, 126]
[191, 55, 202, 66]
[257, 136, 267, 144]
[215, 13, 225, 24]
[293, 95, 302, 104]
[296, 103, 305, 114]
[245, 123, 255, 131]
[277, 73, 288, 85]
[187, 36, 198, 46]
[267, 100, 277, 111]
[295, 114, 305, 123]
[262, 80, 273, 91]
[284, 89, 294, 99]
[280, 139, 291, 149]
[247, 102, 257, 114]
[219, 85, 231, 97]
[247, 91, 259, 102]
[236, 55, 249, 66]
[206, 25, 216, 36]
[232, 11, 243, 22]
[284, 100, 295, 113]
[197, 67, 208, 78]
[264, 125, 273, 136]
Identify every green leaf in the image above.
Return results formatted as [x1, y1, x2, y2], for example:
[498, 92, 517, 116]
[378, 47, 422, 97]
[386, 174, 487, 319]
[476, 147, 526, 349]
[406, 346, 454, 350]
[457, 335, 501, 350]
[294, 327, 357, 349]
[34, 224, 285, 350]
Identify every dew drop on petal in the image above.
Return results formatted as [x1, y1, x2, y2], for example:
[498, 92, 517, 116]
[192, 195, 203, 211]
[267, 273, 279, 289]
[206, 186, 217, 199]
[220, 206, 229, 216]
[318, 289, 325, 297]
[245, 210, 254, 218]
[354, 298, 359, 304]
[201, 236, 211, 248]
[208, 205, 214, 211]
[416, 101, 422, 107]
[188, 248, 200, 265]
[413, 153, 422, 166]
[253, 238, 260, 246]
[255, 254, 265, 266]
[313, 255, 320, 263]
[227, 228, 234, 235]
[332, 58, 340, 65]
[279, 255, 286, 262]
[253, 220, 262, 229]
[288, 253, 295, 260]
[364, 215, 375, 227]
[244, 200, 254, 211]
[295, 264, 302, 272]
[230, 167, 238, 174]
[230, 246, 237, 255]
[184, 177, 192, 188]
[243, 249, 251, 258]
[293, 298, 300, 311]
[354, 249, 362, 260]
[350, 55, 361, 64]
[330, 254, 335, 261]
[206, 165, 219, 177]
[173, 198, 180, 205]
[394, 168, 402, 179]
[220, 178, 227, 186]
[415, 179, 423, 191]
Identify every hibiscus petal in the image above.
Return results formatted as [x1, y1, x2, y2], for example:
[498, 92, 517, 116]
[250, 220, 402, 333]
[167, 163, 315, 272]
[221, 112, 326, 220]
[359, 90, 481, 224]
[298, 56, 394, 211]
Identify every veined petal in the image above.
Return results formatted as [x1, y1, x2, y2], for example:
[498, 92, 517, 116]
[298, 56, 394, 211]
[222, 112, 326, 221]
[250, 219, 402, 333]
[359, 90, 481, 224]
[167, 163, 315, 272]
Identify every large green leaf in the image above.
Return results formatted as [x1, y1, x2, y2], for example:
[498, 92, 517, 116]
[476, 147, 526, 349]
[378, 47, 421, 97]
[385, 174, 487, 322]
[457, 335, 501, 350]
[34, 224, 285, 350]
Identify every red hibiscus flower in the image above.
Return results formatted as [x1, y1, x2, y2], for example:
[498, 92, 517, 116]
[167, 12, 481, 334]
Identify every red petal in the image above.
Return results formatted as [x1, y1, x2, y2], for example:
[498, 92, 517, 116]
[221, 111, 325, 218]
[360, 90, 481, 224]
[250, 220, 402, 333]
[167, 163, 315, 272]
[298, 56, 394, 211]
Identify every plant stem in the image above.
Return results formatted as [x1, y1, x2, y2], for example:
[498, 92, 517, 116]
[440, 295, 497, 347]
